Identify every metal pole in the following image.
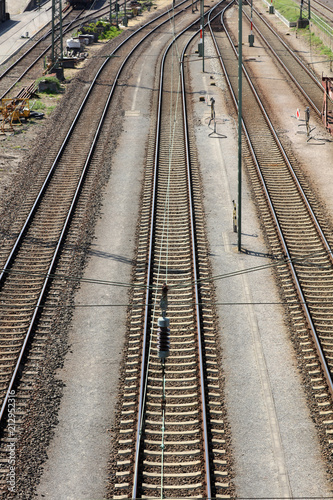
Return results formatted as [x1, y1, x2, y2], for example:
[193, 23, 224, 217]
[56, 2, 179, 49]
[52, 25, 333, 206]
[59, 0, 63, 61]
[51, 0, 55, 63]
[308, 0, 310, 19]
[116, 0, 118, 28]
[110, 0, 112, 23]
[249, 0, 254, 46]
[238, 0, 242, 252]
[201, 0, 204, 72]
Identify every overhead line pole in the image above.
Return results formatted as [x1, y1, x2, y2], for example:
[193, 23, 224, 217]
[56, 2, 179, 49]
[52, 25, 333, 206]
[238, 0, 242, 252]
[201, 0, 204, 72]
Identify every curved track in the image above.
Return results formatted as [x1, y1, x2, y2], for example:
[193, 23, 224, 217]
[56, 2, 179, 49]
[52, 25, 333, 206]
[0, 3, 121, 98]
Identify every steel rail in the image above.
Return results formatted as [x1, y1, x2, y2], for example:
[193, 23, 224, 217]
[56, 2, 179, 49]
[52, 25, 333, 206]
[311, 0, 333, 14]
[248, 0, 332, 89]
[208, 0, 333, 398]
[247, 1, 330, 91]
[0, 5, 113, 98]
[243, 1, 323, 115]
[0, 0, 193, 424]
[0, 0, 191, 99]
[0, 7, 75, 78]
[217, 0, 333, 268]
[131, 7, 217, 499]
[0, 0, 191, 287]
[180, 34, 212, 500]
[303, 0, 333, 18]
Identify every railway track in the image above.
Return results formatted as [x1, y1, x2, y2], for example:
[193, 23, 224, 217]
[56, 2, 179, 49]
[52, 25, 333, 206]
[243, 0, 326, 117]
[301, 0, 333, 25]
[209, 0, 333, 471]
[109, 3, 234, 499]
[0, 1, 204, 494]
[0, 3, 118, 98]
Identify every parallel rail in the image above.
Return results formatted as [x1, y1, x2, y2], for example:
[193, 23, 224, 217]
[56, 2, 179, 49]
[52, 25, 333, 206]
[111, 3, 233, 499]
[0, 7, 78, 96]
[302, 0, 333, 24]
[131, 23, 211, 500]
[0, 2, 130, 98]
[243, 0, 326, 115]
[0, 1, 196, 491]
[209, 0, 333, 460]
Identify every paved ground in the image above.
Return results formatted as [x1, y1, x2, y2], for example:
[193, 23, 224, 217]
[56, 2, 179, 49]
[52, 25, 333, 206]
[7, 0, 34, 16]
[0, 1, 52, 65]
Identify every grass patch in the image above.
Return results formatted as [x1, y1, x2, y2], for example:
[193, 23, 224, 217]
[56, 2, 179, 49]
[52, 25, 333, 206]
[303, 28, 333, 59]
[78, 20, 122, 40]
[99, 26, 122, 40]
[269, 0, 333, 61]
[271, 0, 299, 22]
[30, 100, 46, 111]
[46, 105, 56, 116]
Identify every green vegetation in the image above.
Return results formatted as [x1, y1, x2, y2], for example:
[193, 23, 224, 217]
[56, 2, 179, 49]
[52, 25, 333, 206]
[46, 105, 56, 116]
[36, 76, 62, 94]
[78, 20, 122, 41]
[137, 0, 153, 12]
[269, 0, 333, 61]
[29, 98, 58, 116]
[99, 26, 122, 40]
[305, 29, 333, 59]
[30, 100, 46, 111]
[271, 0, 299, 22]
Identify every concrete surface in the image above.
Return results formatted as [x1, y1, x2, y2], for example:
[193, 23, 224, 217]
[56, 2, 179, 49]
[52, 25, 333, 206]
[0, 1, 52, 65]
[7, 0, 35, 16]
